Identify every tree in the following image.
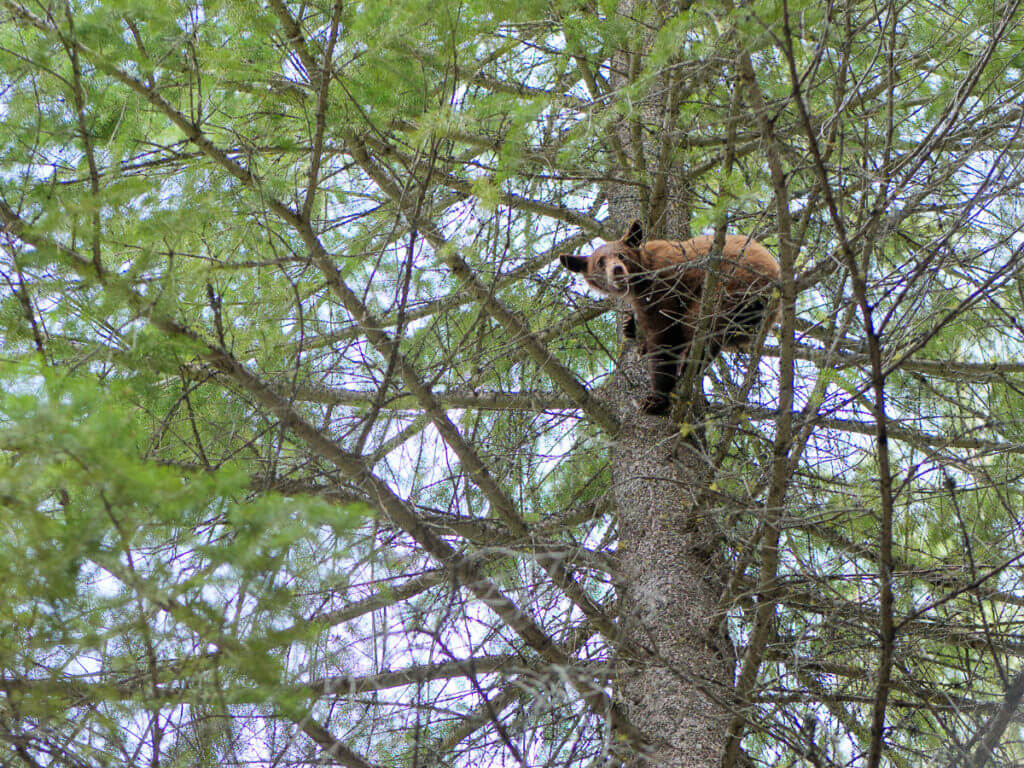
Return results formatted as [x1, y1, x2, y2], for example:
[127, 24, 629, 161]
[3, 0, 1024, 764]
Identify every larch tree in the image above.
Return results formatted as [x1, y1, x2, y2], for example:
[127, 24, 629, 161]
[3, 0, 1024, 766]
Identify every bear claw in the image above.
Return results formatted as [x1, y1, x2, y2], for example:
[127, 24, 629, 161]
[640, 395, 670, 415]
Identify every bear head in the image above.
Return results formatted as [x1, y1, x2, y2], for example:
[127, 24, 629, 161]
[559, 220, 645, 297]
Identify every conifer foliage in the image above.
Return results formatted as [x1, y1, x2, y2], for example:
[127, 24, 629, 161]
[3, 0, 1024, 765]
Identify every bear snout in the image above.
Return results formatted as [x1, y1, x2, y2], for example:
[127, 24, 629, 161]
[608, 263, 629, 292]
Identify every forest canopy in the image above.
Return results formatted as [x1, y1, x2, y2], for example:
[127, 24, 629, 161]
[3, 0, 1024, 766]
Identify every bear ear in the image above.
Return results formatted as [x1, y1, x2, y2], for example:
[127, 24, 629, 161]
[559, 253, 588, 273]
[622, 219, 644, 249]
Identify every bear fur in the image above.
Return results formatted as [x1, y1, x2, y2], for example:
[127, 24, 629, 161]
[560, 221, 780, 415]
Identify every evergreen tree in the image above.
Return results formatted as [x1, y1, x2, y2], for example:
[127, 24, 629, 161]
[2, 0, 1024, 765]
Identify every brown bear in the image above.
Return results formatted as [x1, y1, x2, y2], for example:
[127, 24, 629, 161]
[560, 221, 780, 415]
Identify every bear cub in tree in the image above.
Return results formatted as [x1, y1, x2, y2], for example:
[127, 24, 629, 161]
[560, 221, 780, 415]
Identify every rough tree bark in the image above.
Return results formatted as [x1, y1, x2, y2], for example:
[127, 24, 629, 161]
[606, 363, 733, 766]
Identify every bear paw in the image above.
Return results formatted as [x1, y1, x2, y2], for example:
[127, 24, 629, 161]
[640, 394, 670, 415]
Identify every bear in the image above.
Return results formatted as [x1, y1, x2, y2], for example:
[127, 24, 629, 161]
[560, 220, 780, 415]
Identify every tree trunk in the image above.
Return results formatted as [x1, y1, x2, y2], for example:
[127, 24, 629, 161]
[604, 2, 734, 765]
[605, 353, 733, 766]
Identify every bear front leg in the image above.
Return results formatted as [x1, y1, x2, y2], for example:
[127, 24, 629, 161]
[641, 345, 683, 415]
[623, 313, 649, 356]
[623, 313, 637, 341]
